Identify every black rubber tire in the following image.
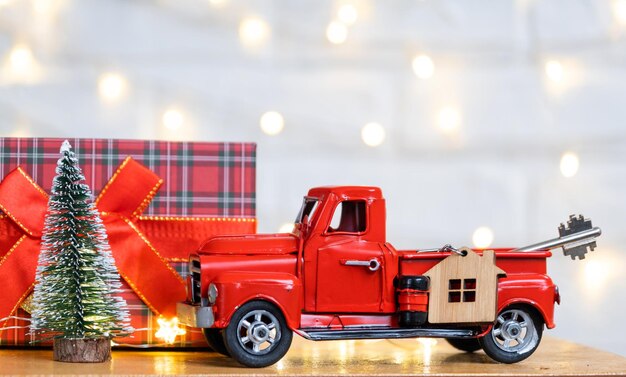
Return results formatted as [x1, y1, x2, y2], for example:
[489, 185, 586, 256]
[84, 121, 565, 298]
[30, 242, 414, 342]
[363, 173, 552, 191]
[479, 305, 544, 364]
[223, 300, 293, 368]
[446, 338, 482, 353]
[398, 275, 429, 291]
[202, 328, 230, 356]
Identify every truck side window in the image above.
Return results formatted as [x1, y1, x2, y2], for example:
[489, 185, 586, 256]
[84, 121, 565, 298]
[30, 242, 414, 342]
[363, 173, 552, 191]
[328, 200, 367, 233]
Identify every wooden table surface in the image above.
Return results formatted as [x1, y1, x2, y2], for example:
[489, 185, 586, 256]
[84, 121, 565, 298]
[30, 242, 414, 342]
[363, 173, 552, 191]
[0, 336, 625, 376]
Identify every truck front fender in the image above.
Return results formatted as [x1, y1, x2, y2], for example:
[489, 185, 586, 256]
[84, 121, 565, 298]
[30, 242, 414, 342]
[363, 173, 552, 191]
[211, 271, 302, 330]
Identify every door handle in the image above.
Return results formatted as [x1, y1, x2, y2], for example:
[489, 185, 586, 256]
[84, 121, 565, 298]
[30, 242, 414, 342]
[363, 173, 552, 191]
[344, 258, 381, 271]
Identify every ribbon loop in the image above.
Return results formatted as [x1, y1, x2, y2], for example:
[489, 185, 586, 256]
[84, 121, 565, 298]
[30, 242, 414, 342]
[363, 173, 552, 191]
[96, 157, 163, 219]
[0, 168, 48, 238]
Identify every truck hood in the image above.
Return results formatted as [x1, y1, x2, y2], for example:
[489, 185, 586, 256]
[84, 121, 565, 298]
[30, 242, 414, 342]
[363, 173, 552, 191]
[198, 233, 298, 255]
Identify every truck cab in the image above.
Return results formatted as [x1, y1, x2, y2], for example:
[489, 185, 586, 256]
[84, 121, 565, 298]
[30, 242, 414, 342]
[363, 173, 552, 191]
[177, 186, 599, 368]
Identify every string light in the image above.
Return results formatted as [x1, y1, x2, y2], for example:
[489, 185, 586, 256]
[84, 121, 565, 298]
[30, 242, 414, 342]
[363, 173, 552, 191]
[162, 108, 185, 130]
[98, 72, 128, 102]
[472, 226, 494, 248]
[613, 0, 626, 24]
[326, 21, 348, 44]
[33, 0, 55, 14]
[361, 122, 386, 147]
[239, 17, 270, 48]
[337, 4, 358, 25]
[560, 152, 579, 178]
[437, 106, 461, 134]
[545, 60, 564, 83]
[260, 111, 285, 135]
[7, 44, 36, 75]
[411, 54, 434, 79]
[581, 257, 616, 296]
[154, 317, 186, 344]
[207, 0, 228, 8]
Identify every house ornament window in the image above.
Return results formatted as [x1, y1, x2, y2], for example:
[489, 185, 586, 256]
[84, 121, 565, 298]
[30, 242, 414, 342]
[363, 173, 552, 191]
[448, 278, 476, 303]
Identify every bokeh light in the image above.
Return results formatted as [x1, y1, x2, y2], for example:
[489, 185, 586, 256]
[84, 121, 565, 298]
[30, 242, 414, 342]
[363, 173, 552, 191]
[239, 17, 270, 47]
[361, 122, 386, 147]
[260, 111, 285, 135]
[98, 72, 128, 102]
[560, 152, 579, 178]
[437, 106, 461, 134]
[545, 60, 564, 83]
[162, 108, 185, 130]
[326, 21, 348, 44]
[337, 4, 358, 25]
[472, 226, 494, 248]
[411, 54, 434, 79]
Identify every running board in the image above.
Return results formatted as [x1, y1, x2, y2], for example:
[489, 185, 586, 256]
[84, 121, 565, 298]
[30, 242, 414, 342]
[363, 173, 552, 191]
[297, 327, 477, 341]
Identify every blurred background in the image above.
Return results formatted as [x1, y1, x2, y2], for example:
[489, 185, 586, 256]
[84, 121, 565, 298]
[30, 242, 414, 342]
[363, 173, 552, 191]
[0, 0, 624, 357]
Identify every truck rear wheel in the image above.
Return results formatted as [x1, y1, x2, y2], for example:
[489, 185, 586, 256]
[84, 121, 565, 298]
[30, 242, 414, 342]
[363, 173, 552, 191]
[202, 329, 230, 356]
[446, 338, 481, 353]
[223, 300, 293, 368]
[479, 305, 543, 363]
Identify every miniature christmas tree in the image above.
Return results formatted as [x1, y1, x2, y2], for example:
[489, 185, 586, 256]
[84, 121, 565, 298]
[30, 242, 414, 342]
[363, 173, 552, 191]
[31, 140, 131, 363]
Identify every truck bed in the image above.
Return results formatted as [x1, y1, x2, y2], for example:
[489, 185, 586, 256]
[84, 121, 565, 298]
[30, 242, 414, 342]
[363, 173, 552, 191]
[398, 248, 552, 276]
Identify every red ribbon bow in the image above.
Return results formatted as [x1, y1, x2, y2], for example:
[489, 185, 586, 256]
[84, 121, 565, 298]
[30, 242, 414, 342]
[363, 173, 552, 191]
[0, 157, 189, 320]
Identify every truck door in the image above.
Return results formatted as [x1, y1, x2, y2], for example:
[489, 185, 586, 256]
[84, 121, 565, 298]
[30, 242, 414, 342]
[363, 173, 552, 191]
[314, 199, 385, 312]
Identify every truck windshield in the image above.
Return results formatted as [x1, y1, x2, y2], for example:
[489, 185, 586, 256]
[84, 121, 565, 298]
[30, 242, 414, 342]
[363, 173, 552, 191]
[295, 197, 319, 224]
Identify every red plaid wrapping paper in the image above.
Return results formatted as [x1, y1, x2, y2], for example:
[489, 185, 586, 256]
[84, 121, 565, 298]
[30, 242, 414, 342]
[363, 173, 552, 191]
[0, 137, 256, 347]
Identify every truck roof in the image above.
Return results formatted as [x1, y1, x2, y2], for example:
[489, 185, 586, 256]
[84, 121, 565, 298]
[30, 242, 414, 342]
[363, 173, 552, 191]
[307, 186, 383, 200]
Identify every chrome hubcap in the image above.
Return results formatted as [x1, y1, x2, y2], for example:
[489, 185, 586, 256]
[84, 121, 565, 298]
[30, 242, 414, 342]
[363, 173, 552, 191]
[237, 309, 281, 355]
[492, 309, 538, 353]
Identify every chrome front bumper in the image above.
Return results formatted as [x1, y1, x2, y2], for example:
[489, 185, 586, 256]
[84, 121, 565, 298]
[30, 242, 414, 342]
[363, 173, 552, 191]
[176, 302, 215, 328]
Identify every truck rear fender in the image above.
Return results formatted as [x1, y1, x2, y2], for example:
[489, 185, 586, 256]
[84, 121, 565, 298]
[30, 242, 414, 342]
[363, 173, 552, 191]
[497, 274, 557, 329]
[211, 271, 302, 330]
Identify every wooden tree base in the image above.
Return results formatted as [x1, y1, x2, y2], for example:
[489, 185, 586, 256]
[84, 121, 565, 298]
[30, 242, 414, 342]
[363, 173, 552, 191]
[53, 338, 111, 363]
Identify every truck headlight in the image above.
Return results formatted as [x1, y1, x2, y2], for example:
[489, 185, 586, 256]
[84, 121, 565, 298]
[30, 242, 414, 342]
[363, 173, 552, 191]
[208, 283, 218, 304]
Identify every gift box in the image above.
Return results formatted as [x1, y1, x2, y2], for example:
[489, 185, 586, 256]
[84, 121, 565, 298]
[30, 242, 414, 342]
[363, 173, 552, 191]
[0, 138, 256, 347]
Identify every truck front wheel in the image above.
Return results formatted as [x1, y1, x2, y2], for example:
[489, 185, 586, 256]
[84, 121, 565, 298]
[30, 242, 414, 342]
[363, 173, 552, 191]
[202, 329, 230, 356]
[479, 305, 544, 363]
[223, 300, 293, 368]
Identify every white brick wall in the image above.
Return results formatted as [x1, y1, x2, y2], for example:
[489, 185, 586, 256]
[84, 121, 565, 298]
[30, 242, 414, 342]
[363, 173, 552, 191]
[0, 0, 624, 356]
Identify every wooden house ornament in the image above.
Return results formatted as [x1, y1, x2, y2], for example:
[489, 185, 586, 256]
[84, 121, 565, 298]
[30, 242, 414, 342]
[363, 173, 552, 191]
[424, 248, 506, 324]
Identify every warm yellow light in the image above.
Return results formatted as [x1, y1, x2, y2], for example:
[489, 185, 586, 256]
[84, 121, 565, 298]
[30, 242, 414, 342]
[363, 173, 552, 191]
[545, 60, 564, 83]
[98, 73, 128, 102]
[411, 54, 434, 79]
[275, 360, 285, 371]
[260, 111, 285, 135]
[239, 17, 270, 47]
[278, 223, 294, 233]
[472, 226, 494, 249]
[560, 152, 579, 178]
[8, 44, 36, 74]
[208, 0, 228, 8]
[361, 122, 386, 147]
[162, 108, 185, 130]
[326, 21, 348, 45]
[0, 0, 13, 7]
[33, 0, 55, 14]
[581, 258, 615, 297]
[417, 338, 438, 346]
[437, 106, 461, 133]
[10, 124, 30, 137]
[337, 4, 358, 25]
[613, 0, 626, 24]
[417, 338, 436, 366]
[155, 317, 186, 345]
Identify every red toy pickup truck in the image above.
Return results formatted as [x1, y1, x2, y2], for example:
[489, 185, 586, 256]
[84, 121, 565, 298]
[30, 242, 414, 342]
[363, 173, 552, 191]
[177, 186, 600, 367]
